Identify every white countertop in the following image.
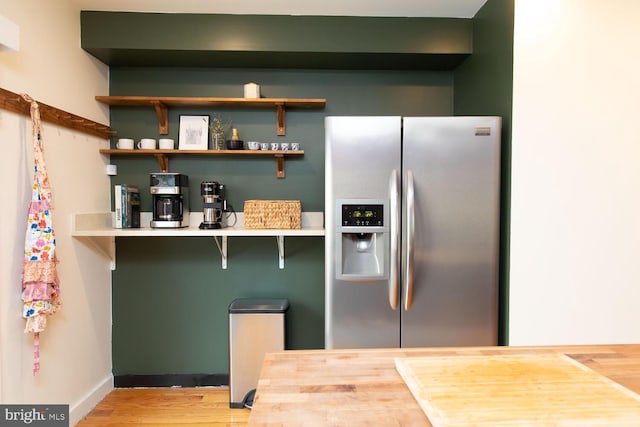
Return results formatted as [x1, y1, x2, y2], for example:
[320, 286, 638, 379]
[72, 211, 324, 237]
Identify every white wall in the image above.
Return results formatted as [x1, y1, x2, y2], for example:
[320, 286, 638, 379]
[0, 1, 113, 424]
[509, 0, 640, 344]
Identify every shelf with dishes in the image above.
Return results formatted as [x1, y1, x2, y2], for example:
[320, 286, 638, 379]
[99, 148, 304, 178]
[72, 211, 324, 270]
[95, 95, 327, 136]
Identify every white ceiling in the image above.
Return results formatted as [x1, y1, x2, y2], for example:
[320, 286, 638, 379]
[71, 0, 488, 18]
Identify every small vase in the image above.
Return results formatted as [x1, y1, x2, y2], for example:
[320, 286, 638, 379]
[212, 133, 225, 150]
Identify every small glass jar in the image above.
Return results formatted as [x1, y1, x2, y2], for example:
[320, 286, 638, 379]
[212, 132, 225, 150]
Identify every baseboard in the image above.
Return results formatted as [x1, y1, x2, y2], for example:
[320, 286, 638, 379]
[114, 373, 229, 388]
[69, 374, 114, 426]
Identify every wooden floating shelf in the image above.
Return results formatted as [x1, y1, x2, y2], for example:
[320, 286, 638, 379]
[95, 95, 326, 136]
[99, 148, 304, 178]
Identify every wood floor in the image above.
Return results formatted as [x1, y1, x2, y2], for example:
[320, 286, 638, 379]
[76, 387, 250, 426]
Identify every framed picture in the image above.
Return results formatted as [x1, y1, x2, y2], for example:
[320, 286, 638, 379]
[178, 115, 209, 150]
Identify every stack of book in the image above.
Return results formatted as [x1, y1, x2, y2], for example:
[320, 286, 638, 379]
[113, 184, 141, 228]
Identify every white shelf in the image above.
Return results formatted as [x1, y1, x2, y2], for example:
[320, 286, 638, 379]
[72, 211, 324, 270]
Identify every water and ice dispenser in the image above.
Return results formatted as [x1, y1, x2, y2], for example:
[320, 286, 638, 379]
[336, 199, 389, 281]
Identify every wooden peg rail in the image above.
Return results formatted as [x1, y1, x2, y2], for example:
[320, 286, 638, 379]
[0, 87, 112, 139]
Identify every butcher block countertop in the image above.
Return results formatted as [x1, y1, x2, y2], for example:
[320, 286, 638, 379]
[248, 344, 640, 426]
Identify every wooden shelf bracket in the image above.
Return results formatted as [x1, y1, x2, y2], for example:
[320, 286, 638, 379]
[276, 103, 286, 136]
[152, 100, 169, 134]
[153, 153, 170, 172]
[275, 154, 286, 178]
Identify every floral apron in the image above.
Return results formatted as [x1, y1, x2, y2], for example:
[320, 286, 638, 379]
[21, 95, 61, 375]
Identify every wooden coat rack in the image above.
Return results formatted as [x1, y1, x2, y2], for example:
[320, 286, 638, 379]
[0, 87, 112, 139]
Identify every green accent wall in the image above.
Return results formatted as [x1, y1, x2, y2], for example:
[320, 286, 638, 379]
[110, 68, 454, 375]
[93, 2, 515, 377]
[454, 0, 514, 344]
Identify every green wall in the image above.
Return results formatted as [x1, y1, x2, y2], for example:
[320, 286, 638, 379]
[454, 0, 514, 344]
[106, 0, 515, 378]
[110, 68, 454, 376]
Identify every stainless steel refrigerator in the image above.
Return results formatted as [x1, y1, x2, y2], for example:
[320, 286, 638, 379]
[325, 116, 501, 348]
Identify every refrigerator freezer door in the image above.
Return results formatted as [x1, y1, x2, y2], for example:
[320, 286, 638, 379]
[325, 116, 402, 349]
[401, 117, 501, 347]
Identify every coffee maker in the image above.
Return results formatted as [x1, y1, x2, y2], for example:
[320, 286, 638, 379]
[199, 181, 226, 229]
[150, 173, 190, 228]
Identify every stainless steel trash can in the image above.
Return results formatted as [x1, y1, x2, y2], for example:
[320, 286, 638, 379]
[228, 298, 289, 408]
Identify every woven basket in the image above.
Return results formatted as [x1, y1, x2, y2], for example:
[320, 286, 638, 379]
[244, 200, 302, 229]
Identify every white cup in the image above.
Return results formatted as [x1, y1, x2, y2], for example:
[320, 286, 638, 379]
[291, 143, 300, 151]
[271, 143, 279, 150]
[137, 138, 157, 150]
[260, 143, 269, 151]
[159, 138, 174, 150]
[281, 143, 289, 151]
[116, 138, 134, 149]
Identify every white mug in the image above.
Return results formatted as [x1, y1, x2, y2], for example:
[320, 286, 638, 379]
[291, 143, 300, 151]
[137, 138, 156, 150]
[281, 143, 289, 151]
[116, 138, 134, 149]
[271, 143, 279, 150]
[260, 143, 269, 151]
[159, 138, 174, 150]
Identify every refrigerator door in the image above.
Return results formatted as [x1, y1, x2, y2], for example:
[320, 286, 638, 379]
[325, 116, 402, 349]
[401, 117, 501, 347]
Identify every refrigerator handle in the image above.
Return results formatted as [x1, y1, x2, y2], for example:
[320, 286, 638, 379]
[404, 169, 415, 311]
[388, 168, 400, 310]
